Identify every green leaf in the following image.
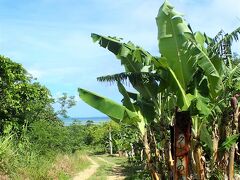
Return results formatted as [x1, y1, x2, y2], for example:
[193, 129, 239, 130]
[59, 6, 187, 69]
[220, 134, 240, 151]
[117, 81, 136, 112]
[194, 32, 205, 47]
[200, 124, 213, 153]
[189, 41, 223, 97]
[168, 68, 192, 110]
[92, 33, 160, 100]
[229, 63, 240, 82]
[190, 86, 211, 117]
[156, 1, 195, 90]
[137, 117, 146, 138]
[78, 88, 140, 124]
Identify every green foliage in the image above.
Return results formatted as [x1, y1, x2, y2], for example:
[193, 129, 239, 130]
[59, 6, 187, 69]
[0, 133, 15, 175]
[66, 122, 86, 152]
[200, 124, 213, 153]
[92, 33, 159, 101]
[28, 120, 70, 155]
[156, 0, 194, 91]
[219, 134, 240, 151]
[0, 132, 91, 179]
[0, 0, 239, 179]
[56, 93, 76, 118]
[0, 56, 56, 134]
[78, 88, 141, 125]
[0, 55, 84, 178]
[80, 1, 240, 179]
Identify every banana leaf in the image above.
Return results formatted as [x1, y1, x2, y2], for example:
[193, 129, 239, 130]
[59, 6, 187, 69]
[117, 82, 147, 136]
[78, 88, 140, 125]
[156, 0, 195, 90]
[156, 1, 223, 108]
[91, 33, 159, 100]
[117, 81, 136, 112]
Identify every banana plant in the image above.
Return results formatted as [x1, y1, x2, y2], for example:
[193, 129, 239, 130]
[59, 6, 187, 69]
[79, 0, 240, 179]
[155, 1, 225, 179]
[207, 29, 240, 179]
[78, 88, 144, 133]
[78, 86, 161, 179]
[91, 33, 176, 179]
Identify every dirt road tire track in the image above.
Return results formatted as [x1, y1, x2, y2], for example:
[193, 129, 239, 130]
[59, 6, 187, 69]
[73, 156, 99, 180]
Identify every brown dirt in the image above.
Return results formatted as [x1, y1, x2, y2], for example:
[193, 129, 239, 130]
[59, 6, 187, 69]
[73, 156, 99, 180]
[97, 156, 126, 180]
[73, 155, 126, 180]
[106, 165, 126, 180]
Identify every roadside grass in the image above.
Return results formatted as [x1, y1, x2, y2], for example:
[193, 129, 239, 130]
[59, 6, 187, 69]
[88, 154, 151, 180]
[0, 140, 91, 180]
[88, 155, 114, 180]
[122, 163, 151, 180]
[97, 154, 127, 165]
[48, 151, 92, 179]
[88, 154, 149, 180]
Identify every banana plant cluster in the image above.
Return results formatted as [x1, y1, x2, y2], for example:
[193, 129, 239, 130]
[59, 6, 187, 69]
[79, 1, 240, 179]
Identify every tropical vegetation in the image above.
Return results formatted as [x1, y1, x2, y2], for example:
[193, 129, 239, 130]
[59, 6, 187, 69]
[1, 0, 240, 179]
[0, 55, 128, 179]
[79, 1, 240, 179]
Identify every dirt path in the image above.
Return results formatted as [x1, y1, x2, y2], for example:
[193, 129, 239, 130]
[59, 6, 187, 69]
[97, 157, 126, 180]
[73, 156, 99, 180]
[73, 155, 126, 180]
[106, 165, 125, 180]
[97, 157, 116, 166]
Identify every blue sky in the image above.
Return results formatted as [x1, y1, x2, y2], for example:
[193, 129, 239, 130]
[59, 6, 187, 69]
[0, 0, 239, 117]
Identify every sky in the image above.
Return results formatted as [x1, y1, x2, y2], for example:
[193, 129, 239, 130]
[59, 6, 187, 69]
[0, 0, 239, 117]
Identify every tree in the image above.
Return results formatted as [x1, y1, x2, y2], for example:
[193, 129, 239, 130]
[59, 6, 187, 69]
[56, 93, 76, 118]
[0, 56, 57, 135]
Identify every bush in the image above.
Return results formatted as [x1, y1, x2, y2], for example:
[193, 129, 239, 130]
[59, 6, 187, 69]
[28, 120, 71, 155]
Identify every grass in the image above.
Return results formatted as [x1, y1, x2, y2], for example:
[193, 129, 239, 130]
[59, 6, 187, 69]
[88, 156, 113, 180]
[98, 154, 127, 165]
[88, 154, 127, 180]
[8, 151, 92, 180]
[87, 154, 150, 180]
[0, 134, 147, 180]
[46, 150, 92, 180]
[0, 137, 92, 180]
[122, 163, 151, 180]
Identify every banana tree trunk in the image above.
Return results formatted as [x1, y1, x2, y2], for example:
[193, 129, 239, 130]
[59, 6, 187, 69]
[166, 138, 174, 179]
[174, 111, 191, 180]
[143, 129, 160, 180]
[212, 123, 219, 165]
[238, 113, 240, 162]
[228, 146, 235, 180]
[218, 111, 230, 174]
[109, 126, 113, 155]
[193, 139, 205, 179]
[228, 95, 239, 180]
[150, 129, 164, 177]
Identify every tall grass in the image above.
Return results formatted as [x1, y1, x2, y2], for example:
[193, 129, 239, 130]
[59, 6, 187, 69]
[0, 133, 91, 180]
[49, 151, 91, 179]
[0, 133, 15, 177]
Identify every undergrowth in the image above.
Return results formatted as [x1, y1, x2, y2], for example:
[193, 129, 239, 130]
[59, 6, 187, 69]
[0, 133, 91, 180]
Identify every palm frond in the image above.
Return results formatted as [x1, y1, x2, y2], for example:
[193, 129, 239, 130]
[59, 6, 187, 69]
[212, 29, 225, 44]
[209, 27, 240, 59]
[91, 33, 157, 68]
[97, 72, 162, 85]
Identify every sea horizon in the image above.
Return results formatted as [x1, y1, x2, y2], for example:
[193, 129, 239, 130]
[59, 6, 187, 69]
[61, 116, 110, 126]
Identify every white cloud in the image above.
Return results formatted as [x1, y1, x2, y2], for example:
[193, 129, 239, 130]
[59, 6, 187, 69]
[171, 0, 240, 35]
[28, 69, 44, 79]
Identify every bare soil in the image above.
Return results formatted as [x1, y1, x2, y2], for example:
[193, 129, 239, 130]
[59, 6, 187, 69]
[73, 155, 126, 180]
[73, 156, 99, 180]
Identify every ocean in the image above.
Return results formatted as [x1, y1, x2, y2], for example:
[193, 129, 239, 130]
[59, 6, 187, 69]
[62, 116, 110, 126]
